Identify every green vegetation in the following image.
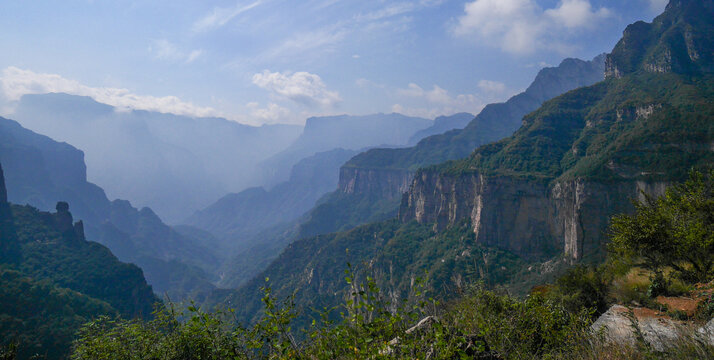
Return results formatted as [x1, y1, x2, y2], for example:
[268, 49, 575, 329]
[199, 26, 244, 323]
[11, 204, 158, 319]
[437, 0, 714, 185]
[0, 201, 160, 359]
[214, 218, 540, 331]
[344, 56, 605, 172]
[610, 170, 714, 283]
[0, 267, 116, 360]
[71, 171, 714, 359]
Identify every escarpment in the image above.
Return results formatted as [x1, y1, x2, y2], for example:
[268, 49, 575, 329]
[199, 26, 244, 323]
[400, 172, 668, 260]
[339, 167, 414, 200]
[400, 0, 713, 262]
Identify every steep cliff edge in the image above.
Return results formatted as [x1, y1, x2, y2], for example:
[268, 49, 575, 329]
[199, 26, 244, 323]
[333, 55, 606, 228]
[401, 0, 714, 261]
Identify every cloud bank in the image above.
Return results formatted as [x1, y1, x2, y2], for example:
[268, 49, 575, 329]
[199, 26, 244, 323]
[392, 80, 508, 119]
[0, 67, 222, 118]
[454, 0, 612, 54]
[252, 70, 341, 107]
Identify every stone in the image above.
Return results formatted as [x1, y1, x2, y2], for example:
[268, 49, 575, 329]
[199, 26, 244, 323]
[697, 318, 714, 345]
[591, 305, 638, 347]
[591, 305, 684, 352]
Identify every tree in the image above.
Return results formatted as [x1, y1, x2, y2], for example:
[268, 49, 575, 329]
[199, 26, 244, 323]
[609, 170, 714, 283]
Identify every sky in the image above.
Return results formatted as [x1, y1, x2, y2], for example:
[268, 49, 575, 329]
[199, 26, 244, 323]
[0, 0, 669, 126]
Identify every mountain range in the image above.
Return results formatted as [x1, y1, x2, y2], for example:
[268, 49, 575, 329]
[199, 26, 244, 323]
[210, 0, 714, 328]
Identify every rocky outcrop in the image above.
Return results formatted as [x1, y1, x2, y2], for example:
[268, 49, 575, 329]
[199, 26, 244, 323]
[339, 167, 415, 200]
[0, 163, 6, 205]
[0, 162, 19, 262]
[591, 305, 682, 352]
[400, 171, 668, 260]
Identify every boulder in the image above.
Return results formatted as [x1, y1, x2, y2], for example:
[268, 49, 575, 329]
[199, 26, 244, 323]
[592, 305, 682, 352]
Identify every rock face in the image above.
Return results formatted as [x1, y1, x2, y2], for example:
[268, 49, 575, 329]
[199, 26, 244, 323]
[339, 167, 414, 200]
[338, 55, 606, 219]
[605, 0, 714, 80]
[400, 171, 668, 260]
[400, 0, 714, 261]
[0, 162, 19, 262]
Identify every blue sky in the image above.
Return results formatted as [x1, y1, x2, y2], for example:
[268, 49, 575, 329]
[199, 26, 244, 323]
[0, 0, 668, 125]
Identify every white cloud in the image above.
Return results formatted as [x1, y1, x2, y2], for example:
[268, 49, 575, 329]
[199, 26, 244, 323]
[246, 102, 291, 123]
[192, 1, 263, 33]
[0, 67, 222, 118]
[647, 0, 668, 12]
[394, 81, 509, 118]
[453, 0, 612, 54]
[545, 0, 611, 29]
[150, 39, 204, 64]
[477, 80, 507, 95]
[252, 70, 341, 107]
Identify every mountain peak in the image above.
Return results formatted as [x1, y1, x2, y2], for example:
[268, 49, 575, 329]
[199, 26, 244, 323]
[605, 0, 713, 79]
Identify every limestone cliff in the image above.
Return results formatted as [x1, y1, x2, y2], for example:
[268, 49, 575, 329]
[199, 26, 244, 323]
[400, 172, 668, 260]
[339, 167, 414, 200]
[400, 0, 713, 262]
[338, 55, 605, 216]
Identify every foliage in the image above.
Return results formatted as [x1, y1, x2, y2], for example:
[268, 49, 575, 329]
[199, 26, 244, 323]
[0, 267, 116, 360]
[11, 204, 159, 319]
[0, 203, 160, 359]
[547, 265, 611, 316]
[213, 218, 531, 333]
[73, 267, 599, 360]
[609, 170, 714, 283]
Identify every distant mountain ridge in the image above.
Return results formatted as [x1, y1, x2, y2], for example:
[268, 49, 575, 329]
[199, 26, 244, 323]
[258, 113, 432, 186]
[212, 0, 714, 330]
[185, 148, 358, 245]
[289, 55, 607, 243]
[0, 162, 159, 359]
[407, 112, 474, 145]
[201, 54, 609, 292]
[0, 116, 220, 299]
[11, 93, 302, 222]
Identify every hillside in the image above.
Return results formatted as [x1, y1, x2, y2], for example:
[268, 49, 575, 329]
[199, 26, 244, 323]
[184, 148, 358, 249]
[0, 163, 159, 359]
[0, 117, 220, 299]
[11, 93, 302, 222]
[212, 0, 714, 330]
[258, 113, 432, 186]
[286, 55, 607, 244]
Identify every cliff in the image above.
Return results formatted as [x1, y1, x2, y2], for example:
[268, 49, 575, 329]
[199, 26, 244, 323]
[334, 55, 606, 225]
[259, 113, 431, 186]
[339, 167, 414, 200]
[400, 0, 713, 261]
[400, 172, 668, 260]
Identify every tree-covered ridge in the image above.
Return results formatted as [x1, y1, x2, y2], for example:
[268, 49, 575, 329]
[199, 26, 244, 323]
[211, 217, 536, 330]
[0, 162, 160, 359]
[11, 204, 158, 319]
[0, 267, 116, 360]
[440, 72, 713, 183]
[0, 116, 222, 300]
[72, 172, 714, 359]
[606, 0, 714, 77]
[344, 55, 605, 172]
[437, 0, 714, 182]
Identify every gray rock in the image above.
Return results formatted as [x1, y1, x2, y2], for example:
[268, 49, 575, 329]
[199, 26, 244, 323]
[591, 305, 638, 347]
[697, 318, 714, 345]
[591, 305, 683, 352]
